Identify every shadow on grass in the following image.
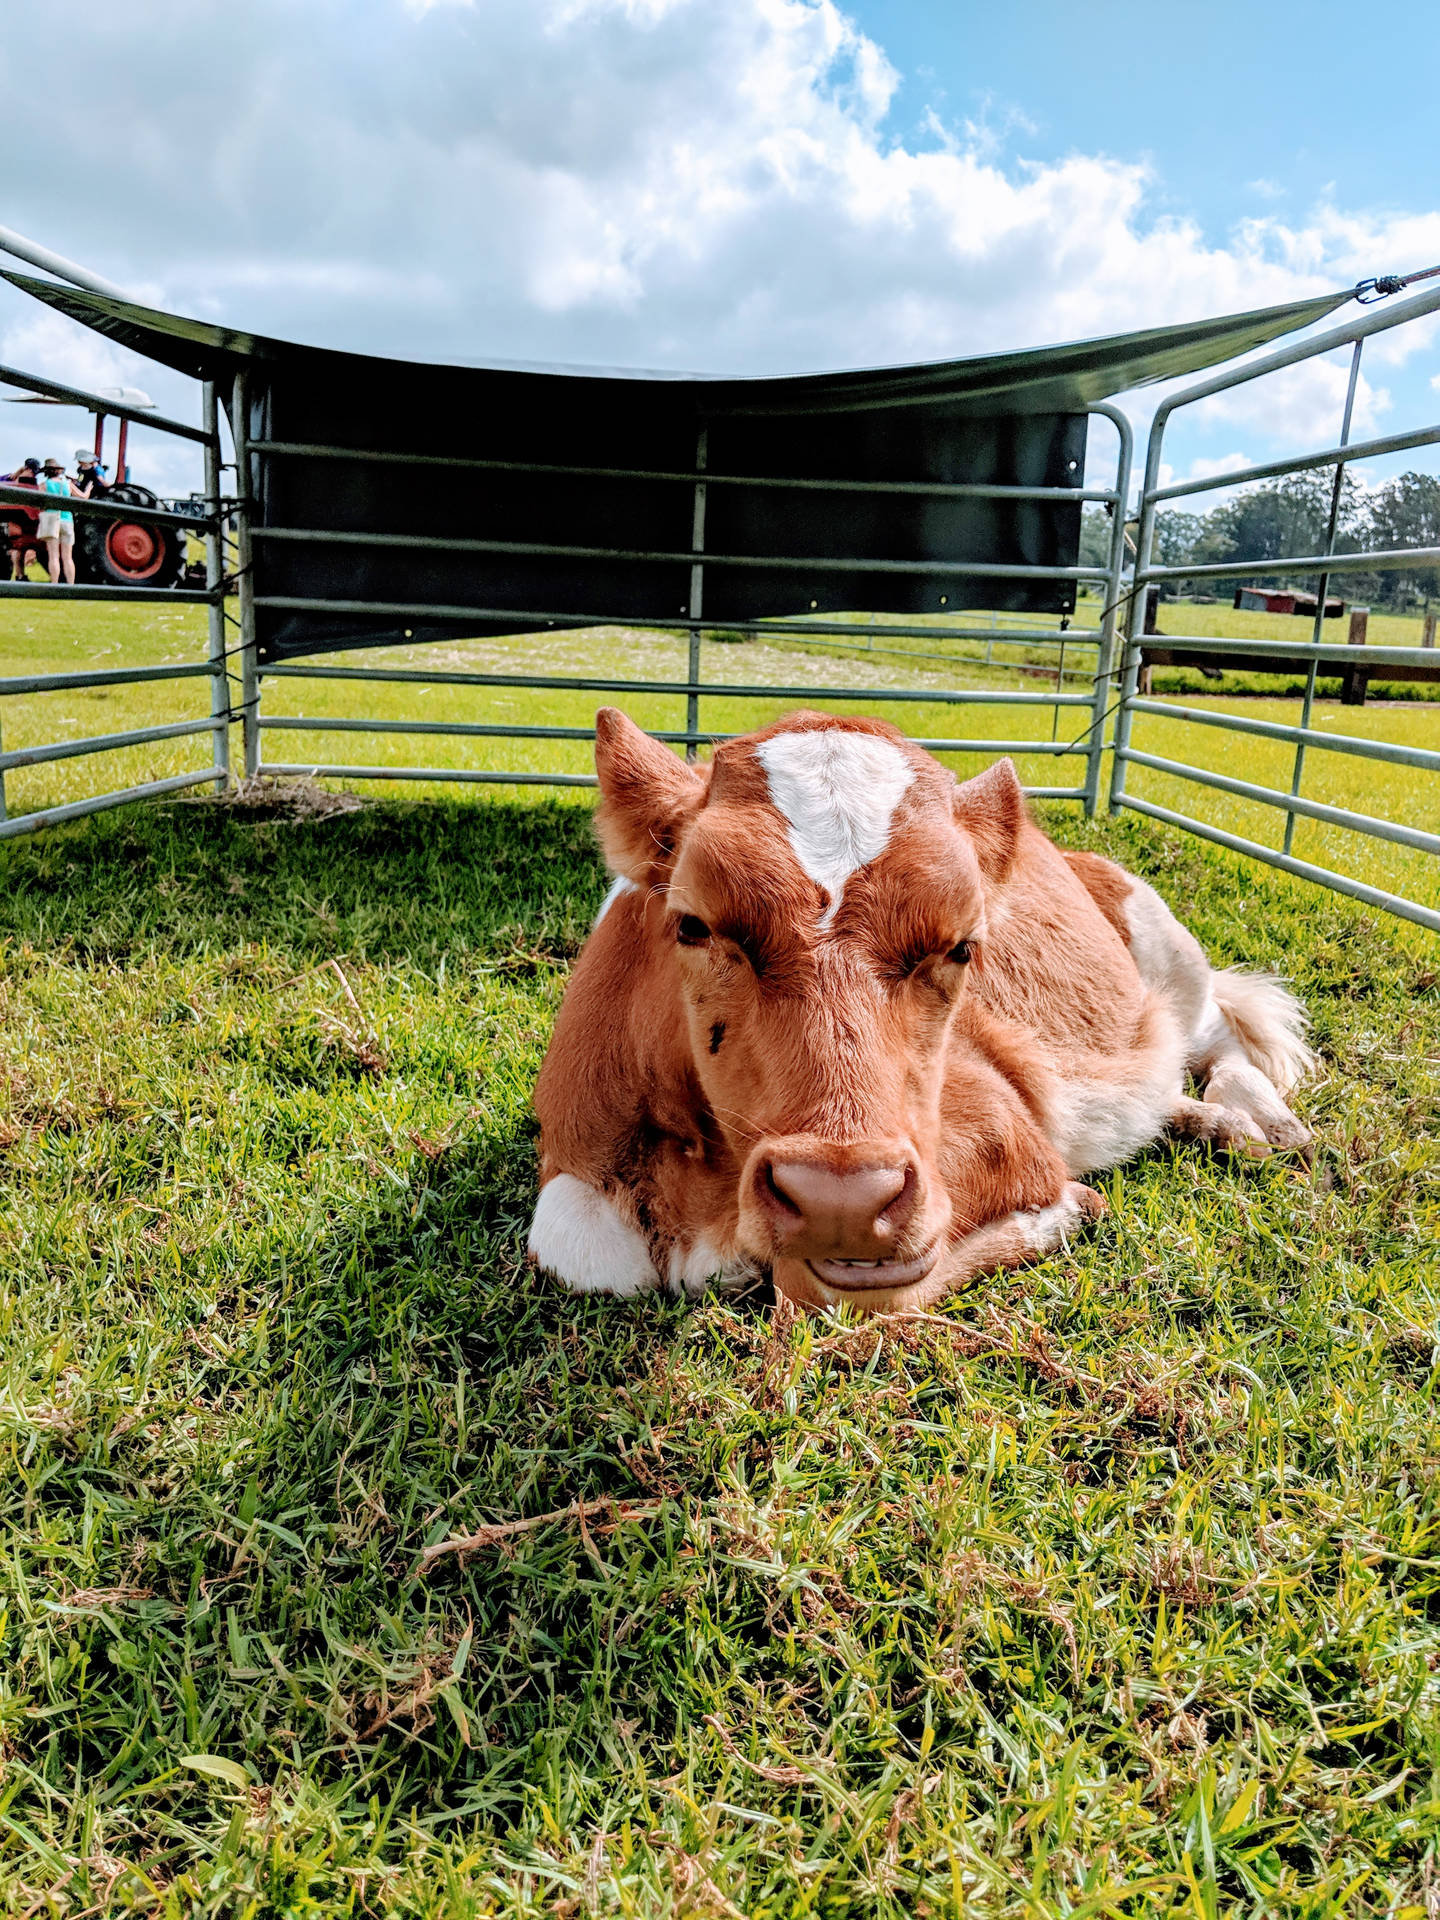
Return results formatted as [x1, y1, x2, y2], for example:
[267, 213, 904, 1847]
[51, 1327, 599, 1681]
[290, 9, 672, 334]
[236, 1137, 745, 1826]
[0, 795, 788, 1838]
[190, 1126, 793, 1842]
[0, 792, 607, 966]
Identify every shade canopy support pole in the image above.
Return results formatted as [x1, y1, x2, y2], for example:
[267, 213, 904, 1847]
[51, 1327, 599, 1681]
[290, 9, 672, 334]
[1283, 337, 1363, 855]
[231, 370, 261, 781]
[202, 381, 231, 792]
[686, 426, 709, 765]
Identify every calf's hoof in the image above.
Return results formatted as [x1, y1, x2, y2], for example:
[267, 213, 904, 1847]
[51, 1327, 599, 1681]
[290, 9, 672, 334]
[1169, 1096, 1270, 1159]
[1240, 1106, 1312, 1158]
[1202, 1065, 1312, 1158]
[1067, 1182, 1108, 1224]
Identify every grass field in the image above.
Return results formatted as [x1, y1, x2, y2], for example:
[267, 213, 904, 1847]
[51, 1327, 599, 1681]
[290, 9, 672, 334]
[1, 778, 1438, 1917]
[1, 591, 1439, 1914]
[1138, 598, 1440, 706]
[2, 595, 1438, 916]
[1141, 598, 1435, 653]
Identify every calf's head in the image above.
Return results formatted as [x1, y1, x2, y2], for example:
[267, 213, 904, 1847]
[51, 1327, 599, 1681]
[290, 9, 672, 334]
[593, 707, 1034, 1303]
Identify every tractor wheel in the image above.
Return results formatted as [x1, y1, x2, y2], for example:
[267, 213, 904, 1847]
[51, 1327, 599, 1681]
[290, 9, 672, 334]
[76, 485, 185, 589]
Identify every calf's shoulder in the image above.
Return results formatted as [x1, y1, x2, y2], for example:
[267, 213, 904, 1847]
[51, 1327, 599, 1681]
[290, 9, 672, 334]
[1061, 848, 1135, 945]
[534, 882, 687, 1177]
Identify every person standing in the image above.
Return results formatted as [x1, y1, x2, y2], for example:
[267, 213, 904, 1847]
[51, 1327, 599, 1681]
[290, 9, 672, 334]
[75, 450, 110, 497]
[1, 456, 42, 579]
[37, 456, 78, 585]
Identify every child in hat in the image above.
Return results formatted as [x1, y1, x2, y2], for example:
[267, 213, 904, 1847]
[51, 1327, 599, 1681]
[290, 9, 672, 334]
[37, 457, 78, 585]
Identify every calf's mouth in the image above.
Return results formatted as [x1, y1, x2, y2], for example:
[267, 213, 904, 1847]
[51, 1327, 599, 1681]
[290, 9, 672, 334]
[805, 1247, 940, 1291]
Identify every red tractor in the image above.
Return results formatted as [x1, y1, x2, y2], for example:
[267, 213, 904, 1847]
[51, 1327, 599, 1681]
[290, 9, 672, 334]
[75, 477, 190, 587]
[2, 403, 191, 588]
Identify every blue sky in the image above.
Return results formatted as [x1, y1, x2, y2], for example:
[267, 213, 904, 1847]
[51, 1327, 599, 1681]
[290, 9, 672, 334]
[0, 0, 1436, 504]
[840, 0, 1440, 495]
[850, 0, 1433, 237]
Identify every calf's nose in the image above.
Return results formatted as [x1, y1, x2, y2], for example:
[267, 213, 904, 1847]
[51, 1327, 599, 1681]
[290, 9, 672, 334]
[764, 1156, 914, 1253]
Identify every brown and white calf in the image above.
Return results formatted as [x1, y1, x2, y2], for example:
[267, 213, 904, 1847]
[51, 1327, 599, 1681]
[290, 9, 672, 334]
[529, 709, 1312, 1313]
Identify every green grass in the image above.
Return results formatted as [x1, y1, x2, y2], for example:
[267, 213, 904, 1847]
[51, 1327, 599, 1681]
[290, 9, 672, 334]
[3, 595, 1438, 914]
[1, 776, 1438, 1916]
[1144, 600, 1433, 651]
[1145, 669, 1440, 705]
[1139, 599, 1440, 705]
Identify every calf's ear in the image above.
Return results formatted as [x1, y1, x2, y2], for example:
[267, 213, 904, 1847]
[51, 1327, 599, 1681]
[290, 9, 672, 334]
[594, 706, 705, 883]
[954, 756, 1026, 882]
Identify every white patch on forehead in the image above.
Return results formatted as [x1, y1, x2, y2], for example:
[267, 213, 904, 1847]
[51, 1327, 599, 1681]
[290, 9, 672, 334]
[755, 729, 914, 925]
[594, 874, 638, 926]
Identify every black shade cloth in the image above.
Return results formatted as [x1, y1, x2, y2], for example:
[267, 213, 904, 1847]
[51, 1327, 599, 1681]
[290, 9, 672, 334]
[7, 273, 1351, 663]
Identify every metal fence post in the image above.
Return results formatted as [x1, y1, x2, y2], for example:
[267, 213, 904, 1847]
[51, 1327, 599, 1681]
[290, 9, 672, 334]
[231, 369, 260, 780]
[1283, 336, 1363, 853]
[1084, 403, 1132, 816]
[686, 425, 708, 764]
[1340, 605, 1370, 705]
[202, 381, 230, 791]
[1109, 417, 1161, 815]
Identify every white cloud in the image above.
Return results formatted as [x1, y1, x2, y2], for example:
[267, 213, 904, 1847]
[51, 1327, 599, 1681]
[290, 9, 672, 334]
[1187, 452, 1253, 481]
[1192, 352, 1390, 447]
[2, 309, 137, 401]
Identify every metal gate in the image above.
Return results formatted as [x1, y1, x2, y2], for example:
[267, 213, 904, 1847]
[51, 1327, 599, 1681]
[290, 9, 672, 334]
[0, 239, 1436, 941]
[0, 375, 231, 834]
[1111, 282, 1440, 934]
[238, 387, 1131, 817]
[0, 380, 1128, 832]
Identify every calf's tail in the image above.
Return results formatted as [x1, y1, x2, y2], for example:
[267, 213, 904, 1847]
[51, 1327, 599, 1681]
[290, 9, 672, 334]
[1207, 967, 1315, 1095]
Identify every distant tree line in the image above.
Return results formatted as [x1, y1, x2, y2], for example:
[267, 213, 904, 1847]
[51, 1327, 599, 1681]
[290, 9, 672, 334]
[1079, 471, 1440, 609]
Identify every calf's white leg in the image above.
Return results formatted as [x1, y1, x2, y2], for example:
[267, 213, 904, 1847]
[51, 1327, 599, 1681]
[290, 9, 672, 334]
[1118, 875, 1313, 1152]
[528, 1174, 660, 1296]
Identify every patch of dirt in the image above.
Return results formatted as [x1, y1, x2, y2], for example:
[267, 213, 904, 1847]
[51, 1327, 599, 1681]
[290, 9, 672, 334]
[182, 775, 366, 822]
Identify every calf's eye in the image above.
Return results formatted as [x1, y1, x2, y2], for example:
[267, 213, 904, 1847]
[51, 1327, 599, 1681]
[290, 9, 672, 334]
[676, 914, 712, 947]
[948, 940, 972, 967]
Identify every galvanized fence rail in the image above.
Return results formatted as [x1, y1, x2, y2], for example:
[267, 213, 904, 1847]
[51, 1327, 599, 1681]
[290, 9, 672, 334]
[0, 332, 1131, 834]
[0, 329, 1132, 832]
[0, 371, 232, 838]
[1109, 280, 1440, 934]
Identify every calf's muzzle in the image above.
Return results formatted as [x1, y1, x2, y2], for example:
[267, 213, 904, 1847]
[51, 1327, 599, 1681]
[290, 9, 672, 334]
[743, 1136, 941, 1287]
